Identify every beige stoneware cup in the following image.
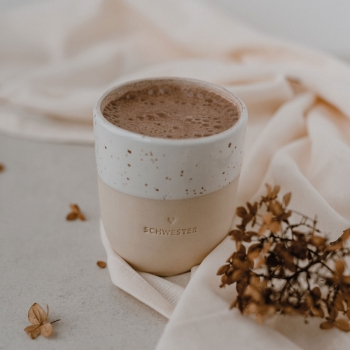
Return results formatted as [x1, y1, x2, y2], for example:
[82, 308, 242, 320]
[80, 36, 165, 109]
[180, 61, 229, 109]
[94, 78, 247, 276]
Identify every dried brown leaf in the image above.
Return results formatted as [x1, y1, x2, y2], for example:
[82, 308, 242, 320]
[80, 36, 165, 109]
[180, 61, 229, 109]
[341, 229, 350, 241]
[311, 287, 321, 300]
[221, 274, 228, 285]
[269, 221, 281, 233]
[262, 212, 272, 224]
[247, 244, 262, 259]
[70, 204, 81, 213]
[217, 265, 229, 275]
[97, 261, 107, 268]
[66, 212, 78, 221]
[335, 319, 350, 332]
[270, 201, 284, 216]
[67, 204, 86, 221]
[283, 192, 292, 207]
[329, 307, 338, 321]
[310, 235, 326, 249]
[265, 183, 272, 195]
[311, 306, 324, 318]
[271, 185, 280, 198]
[335, 298, 345, 312]
[229, 230, 243, 242]
[229, 269, 245, 284]
[326, 241, 343, 251]
[346, 309, 350, 320]
[320, 321, 334, 330]
[236, 207, 247, 218]
[24, 325, 41, 339]
[335, 260, 345, 275]
[40, 323, 53, 337]
[77, 213, 86, 221]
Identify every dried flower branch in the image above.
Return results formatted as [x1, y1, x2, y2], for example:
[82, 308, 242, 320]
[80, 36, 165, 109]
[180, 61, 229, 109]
[217, 184, 350, 331]
[24, 303, 60, 339]
[66, 203, 86, 221]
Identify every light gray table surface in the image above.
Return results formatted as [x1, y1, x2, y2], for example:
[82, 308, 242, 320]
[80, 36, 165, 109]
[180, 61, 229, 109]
[0, 133, 167, 350]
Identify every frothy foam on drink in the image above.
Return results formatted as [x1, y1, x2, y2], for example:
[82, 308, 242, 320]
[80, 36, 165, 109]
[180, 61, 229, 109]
[102, 83, 240, 139]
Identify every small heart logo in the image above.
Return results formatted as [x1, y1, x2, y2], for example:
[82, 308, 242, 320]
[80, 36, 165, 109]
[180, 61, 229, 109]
[168, 217, 176, 224]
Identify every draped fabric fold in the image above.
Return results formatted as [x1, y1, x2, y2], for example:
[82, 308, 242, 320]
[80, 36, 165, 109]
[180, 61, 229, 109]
[2, 0, 350, 348]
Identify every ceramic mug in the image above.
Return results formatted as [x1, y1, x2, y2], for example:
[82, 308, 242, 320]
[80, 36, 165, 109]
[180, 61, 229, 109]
[94, 78, 247, 276]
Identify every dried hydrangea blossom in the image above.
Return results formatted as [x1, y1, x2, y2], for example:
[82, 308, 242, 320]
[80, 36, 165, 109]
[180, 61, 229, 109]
[218, 184, 350, 331]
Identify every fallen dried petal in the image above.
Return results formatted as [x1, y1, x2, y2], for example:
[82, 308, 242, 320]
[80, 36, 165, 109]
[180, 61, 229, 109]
[28, 303, 47, 325]
[40, 322, 53, 337]
[320, 321, 334, 330]
[0, 163, 4, 172]
[77, 213, 86, 221]
[24, 324, 41, 339]
[66, 212, 78, 221]
[70, 204, 81, 213]
[97, 261, 107, 268]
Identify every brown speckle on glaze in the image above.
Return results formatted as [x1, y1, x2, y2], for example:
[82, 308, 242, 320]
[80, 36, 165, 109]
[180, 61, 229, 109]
[128, 150, 132, 154]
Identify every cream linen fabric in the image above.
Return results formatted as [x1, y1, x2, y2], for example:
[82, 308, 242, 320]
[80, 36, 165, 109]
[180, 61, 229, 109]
[2, 0, 350, 349]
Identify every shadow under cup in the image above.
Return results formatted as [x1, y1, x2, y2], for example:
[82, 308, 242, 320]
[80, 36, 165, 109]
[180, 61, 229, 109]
[94, 78, 247, 276]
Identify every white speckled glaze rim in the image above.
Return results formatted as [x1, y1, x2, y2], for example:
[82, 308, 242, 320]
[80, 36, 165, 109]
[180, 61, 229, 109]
[93, 77, 248, 200]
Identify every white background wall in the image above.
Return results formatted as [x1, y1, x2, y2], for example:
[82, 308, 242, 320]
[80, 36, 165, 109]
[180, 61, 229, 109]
[1, 0, 350, 60]
[202, 0, 350, 60]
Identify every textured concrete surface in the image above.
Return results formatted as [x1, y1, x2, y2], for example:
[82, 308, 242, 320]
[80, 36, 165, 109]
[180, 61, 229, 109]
[0, 133, 167, 350]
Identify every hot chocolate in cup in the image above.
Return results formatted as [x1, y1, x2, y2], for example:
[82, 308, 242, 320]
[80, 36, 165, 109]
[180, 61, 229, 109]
[94, 78, 247, 276]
